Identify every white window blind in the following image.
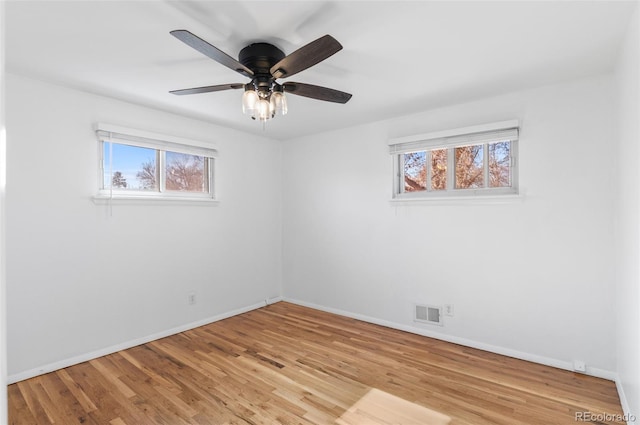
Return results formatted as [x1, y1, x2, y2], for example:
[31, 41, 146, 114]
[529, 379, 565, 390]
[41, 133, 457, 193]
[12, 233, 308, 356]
[95, 123, 217, 158]
[388, 120, 519, 154]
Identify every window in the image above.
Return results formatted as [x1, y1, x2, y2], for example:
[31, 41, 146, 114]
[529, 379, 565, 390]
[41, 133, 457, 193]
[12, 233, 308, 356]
[96, 124, 216, 201]
[390, 121, 519, 199]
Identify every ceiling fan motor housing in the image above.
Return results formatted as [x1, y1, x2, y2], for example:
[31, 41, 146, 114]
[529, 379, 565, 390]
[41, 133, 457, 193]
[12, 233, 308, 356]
[239, 43, 285, 91]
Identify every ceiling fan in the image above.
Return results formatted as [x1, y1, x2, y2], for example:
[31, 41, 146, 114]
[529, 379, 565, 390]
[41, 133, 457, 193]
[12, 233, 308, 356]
[169, 30, 353, 122]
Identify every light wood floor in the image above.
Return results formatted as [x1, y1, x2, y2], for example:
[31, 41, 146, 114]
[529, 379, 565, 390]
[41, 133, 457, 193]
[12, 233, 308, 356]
[9, 302, 625, 425]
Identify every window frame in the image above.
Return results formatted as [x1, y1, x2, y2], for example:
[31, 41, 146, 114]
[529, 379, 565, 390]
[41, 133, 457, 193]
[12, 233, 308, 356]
[390, 121, 519, 201]
[94, 123, 217, 203]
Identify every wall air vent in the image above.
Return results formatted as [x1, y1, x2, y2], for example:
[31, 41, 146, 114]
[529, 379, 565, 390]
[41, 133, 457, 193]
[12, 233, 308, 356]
[415, 304, 443, 326]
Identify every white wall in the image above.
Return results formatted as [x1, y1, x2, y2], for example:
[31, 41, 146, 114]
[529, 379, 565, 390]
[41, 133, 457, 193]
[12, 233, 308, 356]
[282, 75, 617, 375]
[5, 74, 282, 380]
[614, 4, 640, 421]
[0, 0, 8, 421]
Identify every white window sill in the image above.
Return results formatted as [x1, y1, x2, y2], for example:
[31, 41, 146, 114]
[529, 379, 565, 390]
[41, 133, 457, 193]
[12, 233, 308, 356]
[390, 193, 524, 206]
[92, 194, 219, 206]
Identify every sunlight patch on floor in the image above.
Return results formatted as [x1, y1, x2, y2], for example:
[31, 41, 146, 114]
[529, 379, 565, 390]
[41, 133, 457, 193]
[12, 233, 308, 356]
[336, 388, 451, 425]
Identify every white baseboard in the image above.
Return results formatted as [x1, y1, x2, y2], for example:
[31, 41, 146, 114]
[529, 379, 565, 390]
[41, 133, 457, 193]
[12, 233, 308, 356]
[9, 294, 618, 390]
[615, 376, 637, 425]
[8, 297, 283, 384]
[284, 297, 617, 382]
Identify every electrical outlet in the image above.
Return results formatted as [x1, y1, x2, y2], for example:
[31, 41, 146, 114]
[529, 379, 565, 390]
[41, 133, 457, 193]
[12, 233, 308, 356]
[573, 360, 586, 372]
[444, 304, 454, 317]
[188, 292, 196, 305]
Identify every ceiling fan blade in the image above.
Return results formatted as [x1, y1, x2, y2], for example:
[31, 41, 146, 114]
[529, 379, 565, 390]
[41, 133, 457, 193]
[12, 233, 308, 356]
[170, 30, 254, 78]
[270, 35, 342, 79]
[283, 82, 352, 104]
[170, 83, 244, 96]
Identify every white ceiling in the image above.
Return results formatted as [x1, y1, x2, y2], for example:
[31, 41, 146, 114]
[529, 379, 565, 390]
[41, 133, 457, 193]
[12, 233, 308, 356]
[6, 1, 637, 140]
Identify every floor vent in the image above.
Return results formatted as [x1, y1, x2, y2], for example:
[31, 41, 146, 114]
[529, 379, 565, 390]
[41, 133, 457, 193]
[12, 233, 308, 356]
[415, 304, 443, 326]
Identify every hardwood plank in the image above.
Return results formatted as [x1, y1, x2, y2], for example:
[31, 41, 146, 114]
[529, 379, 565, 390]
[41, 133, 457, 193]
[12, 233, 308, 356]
[56, 368, 98, 413]
[8, 302, 626, 424]
[8, 384, 38, 425]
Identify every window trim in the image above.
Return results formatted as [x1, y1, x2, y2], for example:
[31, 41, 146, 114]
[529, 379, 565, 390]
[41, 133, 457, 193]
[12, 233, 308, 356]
[94, 123, 217, 202]
[389, 121, 519, 201]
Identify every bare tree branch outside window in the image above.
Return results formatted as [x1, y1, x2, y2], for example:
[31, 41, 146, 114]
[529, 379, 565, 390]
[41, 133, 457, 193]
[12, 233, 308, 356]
[166, 153, 206, 192]
[137, 161, 157, 190]
[403, 151, 426, 192]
